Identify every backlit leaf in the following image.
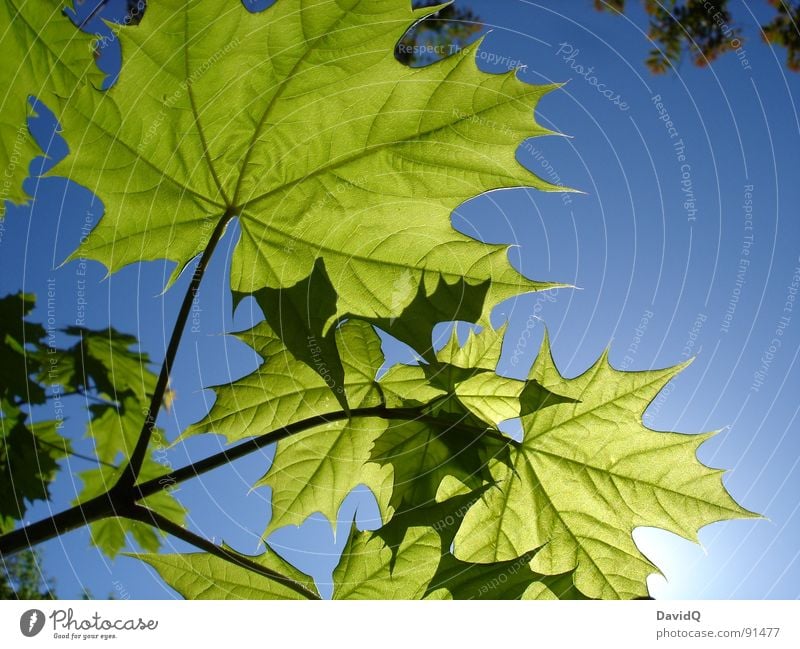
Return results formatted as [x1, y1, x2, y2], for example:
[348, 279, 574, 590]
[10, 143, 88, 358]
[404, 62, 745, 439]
[453, 334, 758, 599]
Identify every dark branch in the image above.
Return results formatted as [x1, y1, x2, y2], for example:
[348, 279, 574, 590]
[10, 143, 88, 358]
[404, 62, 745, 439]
[118, 211, 234, 489]
[128, 506, 321, 600]
[0, 403, 511, 556]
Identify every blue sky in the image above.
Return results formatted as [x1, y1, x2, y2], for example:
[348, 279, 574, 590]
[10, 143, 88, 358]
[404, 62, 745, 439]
[1, 0, 799, 599]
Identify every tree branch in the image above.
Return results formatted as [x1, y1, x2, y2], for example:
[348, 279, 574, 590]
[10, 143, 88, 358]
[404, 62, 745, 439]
[0, 401, 510, 555]
[0, 491, 125, 558]
[133, 405, 511, 501]
[133, 405, 430, 501]
[118, 211, 234, 490]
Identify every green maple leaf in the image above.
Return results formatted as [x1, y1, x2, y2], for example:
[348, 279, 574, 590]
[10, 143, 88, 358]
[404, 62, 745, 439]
[333, 493, 580, 600]
[365, 276, 491, 362]
[0, 292, 47, 404]
[0, 0, 755, 602]
[369, 418, 498, 512]
[333, 520, 440, 599]
[0, 402, 70, 533]
[39, 327, 156, 403]
[0, 0, 100, 209]
[245, 317, 570, 533]
[251, 259, 348, 406]
[426, 548, 584, 600]
[185, 319, 386, 445]
[86, 395, 150, 465]
[259, 416, 394, 536]
[436, 321, 505, 370]
[452, 333, 759, 599]
[59, 326, 186, 557]
[379, 323, 571, 429]
[136, 545, 319, 600]
[223, 317, 523, 534]
[51, 0, 562, 325]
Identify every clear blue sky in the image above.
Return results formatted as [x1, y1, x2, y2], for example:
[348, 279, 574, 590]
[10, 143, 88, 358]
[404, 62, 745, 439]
[1, 0, 798, 599]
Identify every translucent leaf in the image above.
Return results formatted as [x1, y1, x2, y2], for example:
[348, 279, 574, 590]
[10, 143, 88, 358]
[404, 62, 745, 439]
[136, 545, 319, 600]
[0, 1, 101, 207]
[51, 0, 562, 323]
[453, 334, 759, 599]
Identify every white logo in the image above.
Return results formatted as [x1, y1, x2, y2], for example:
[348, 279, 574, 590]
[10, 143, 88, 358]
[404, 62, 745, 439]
[20, 609, 45, 637]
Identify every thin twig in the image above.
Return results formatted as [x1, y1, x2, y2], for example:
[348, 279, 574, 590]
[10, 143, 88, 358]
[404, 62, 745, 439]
[48, 388, 117, 407]
[128, 506, 321, 600]
[119, 211, 234, 489]
[36, 437, 118, 469]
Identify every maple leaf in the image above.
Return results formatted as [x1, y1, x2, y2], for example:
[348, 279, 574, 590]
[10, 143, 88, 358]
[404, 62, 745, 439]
[0, 292, 47, 405]
[332, 493, 582, 599]
[259, 416, 394, 536]
[185, 319, 387, 445]
[0, 0, 757, 602]
[0, 403, 70, 533]
[51, 0, 563, 327]
[250, 319, 564, 535]
[452, 333, 759, 599]
[136, 544, 319, 600]
[39, 327, 156, 404]
[0, 0, 100, 209]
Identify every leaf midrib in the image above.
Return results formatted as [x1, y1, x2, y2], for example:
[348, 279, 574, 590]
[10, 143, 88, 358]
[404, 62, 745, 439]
[230, 4, 355, 206]
[183, 5, 230, 206]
